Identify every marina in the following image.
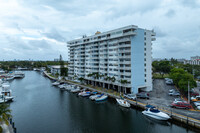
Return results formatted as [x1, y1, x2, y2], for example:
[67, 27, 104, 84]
[8, 71, 199, 133]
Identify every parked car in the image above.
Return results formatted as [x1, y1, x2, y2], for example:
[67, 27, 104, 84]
[196, 105, 200, 110]
[165, 78, 173, 85]
[190, 91, 199, 97]
[169, 89, 174, 93]
[124, 94, 137, 100]
[169, 91, 180, 96]
[174, 98, 187, 103]
[191, 96, 200, 102]
[136, 92, 149, 99]
[193, 101, 200, 106]
[171, 102, 192, 109]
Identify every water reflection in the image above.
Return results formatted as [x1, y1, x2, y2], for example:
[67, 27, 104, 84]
[9, 71, 198, 133]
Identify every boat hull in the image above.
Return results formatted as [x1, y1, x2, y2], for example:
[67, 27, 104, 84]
[95, 95, 108, 102]
[142, 111, 170, 121]
[116, 99, 131, 108]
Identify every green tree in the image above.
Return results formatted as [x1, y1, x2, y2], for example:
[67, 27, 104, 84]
[78, 77, 84, 84]
[152, 61, 171, 77]
[0, 104, 12, 133]
[170, 68, 197, 91]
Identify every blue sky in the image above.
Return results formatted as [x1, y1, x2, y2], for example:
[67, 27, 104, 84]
[0, 0, 200, 60]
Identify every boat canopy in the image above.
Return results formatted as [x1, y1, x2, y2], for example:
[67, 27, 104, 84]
[146, 105, 155, 108]
[150, 108, 160, 113]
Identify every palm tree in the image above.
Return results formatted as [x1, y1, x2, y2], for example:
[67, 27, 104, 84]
[120, 79, 128, 94]
[0, 103, 12, 132]
[110, 76, 116, 91]
[78, 77, 84, 84]
[87, 73, 93, 85]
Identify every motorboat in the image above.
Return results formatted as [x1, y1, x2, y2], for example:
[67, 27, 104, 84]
[58, 84, 67, 89]
[0, 98, 8, 103]
[142, 105, 170, 120]
[65, 85, 75, 91]
[1, 84, 14, 102]
[89, 94, 102, 100]
[14, 71, 25, 78]
[52, 81, 60, 86]
[3, 95, 14, 102]
[5, 76, 14, 81]
[95, 94, 108, 102]
[116, 98, 131, 108]
[78, 91, 91, 97]
[71, 86, 81, 93]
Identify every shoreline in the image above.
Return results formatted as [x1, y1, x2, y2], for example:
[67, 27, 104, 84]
[43, 71, 200, 130]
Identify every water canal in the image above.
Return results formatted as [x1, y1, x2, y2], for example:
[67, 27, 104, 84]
[9, 71, 197, 133]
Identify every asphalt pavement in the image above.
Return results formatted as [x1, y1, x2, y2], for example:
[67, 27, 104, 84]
[137, 79, 200, 120]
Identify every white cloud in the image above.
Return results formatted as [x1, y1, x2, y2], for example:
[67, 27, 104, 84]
[0, 0, 200, 60]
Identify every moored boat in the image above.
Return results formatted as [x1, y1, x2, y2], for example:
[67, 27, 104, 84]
[95, 94, 108, 102]
[71, 86, 81, 93]
[78, 91, 91, 97]
[116, 98, 131, 108]
[89, 94, 102, 100]
[14, 71, 25, 78]
[52, 81, 60, 86]
[142, 105, 170, 120]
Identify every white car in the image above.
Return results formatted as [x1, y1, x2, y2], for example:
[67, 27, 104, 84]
[124, 94, 137, 100]
[196, 104, 200, 110]
[194, 101, 200, 106]
[169, 89, 174, 93]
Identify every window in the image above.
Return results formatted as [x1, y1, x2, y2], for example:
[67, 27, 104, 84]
[144, 37, 146, 40]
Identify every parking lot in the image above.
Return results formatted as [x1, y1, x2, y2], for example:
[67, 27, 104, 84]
[137, 79, 200, 120]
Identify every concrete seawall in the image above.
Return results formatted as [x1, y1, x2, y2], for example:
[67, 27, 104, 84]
[44, 73, 200, 130]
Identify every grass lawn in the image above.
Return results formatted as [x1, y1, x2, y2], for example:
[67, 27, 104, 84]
[153, 73, 170, 79]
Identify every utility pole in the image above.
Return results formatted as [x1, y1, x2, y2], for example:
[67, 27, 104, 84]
[188, 81, 190, 104]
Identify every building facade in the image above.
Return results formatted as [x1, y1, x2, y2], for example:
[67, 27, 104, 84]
[49, 65, 67, 76]
[67, 25, 156, 94]
[184, 56, 200, 65]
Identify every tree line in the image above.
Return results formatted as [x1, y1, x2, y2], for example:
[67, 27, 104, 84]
[152, 58, 199, 92]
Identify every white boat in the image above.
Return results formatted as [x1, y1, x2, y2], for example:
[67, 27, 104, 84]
[14, 71, 25, 78]
[65, 85, 75, 91]
[95, 95, 108, 102]
[78, 91, 91, 97]
[142, 107, 170, 121]
[0, 98, 8, 103]
[89, 94, 102, 100]
[71, 86, 81, 93]
[1, 84, 14, 102]
[58, 84, 66, 89]
[116, 98, 131, 108]
[6, 76, 14, 81]
[52, 81, 60, 86]
[4, 96, 14, 101]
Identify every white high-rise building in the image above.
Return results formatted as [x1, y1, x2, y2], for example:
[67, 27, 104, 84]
[67, 25, 156, 94]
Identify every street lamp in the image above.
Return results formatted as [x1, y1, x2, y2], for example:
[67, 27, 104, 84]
[188, 81, 190, 104]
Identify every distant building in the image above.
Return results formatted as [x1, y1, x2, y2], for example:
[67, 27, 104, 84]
[54, 58, 59, 62]
[177, 58, 185, 63]
[50, 65, 67, 75]
[67, 25, 156, 94]
[184, 56, 200, 65]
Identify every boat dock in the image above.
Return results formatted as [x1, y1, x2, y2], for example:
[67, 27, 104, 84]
[44, 72, 200, 130]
